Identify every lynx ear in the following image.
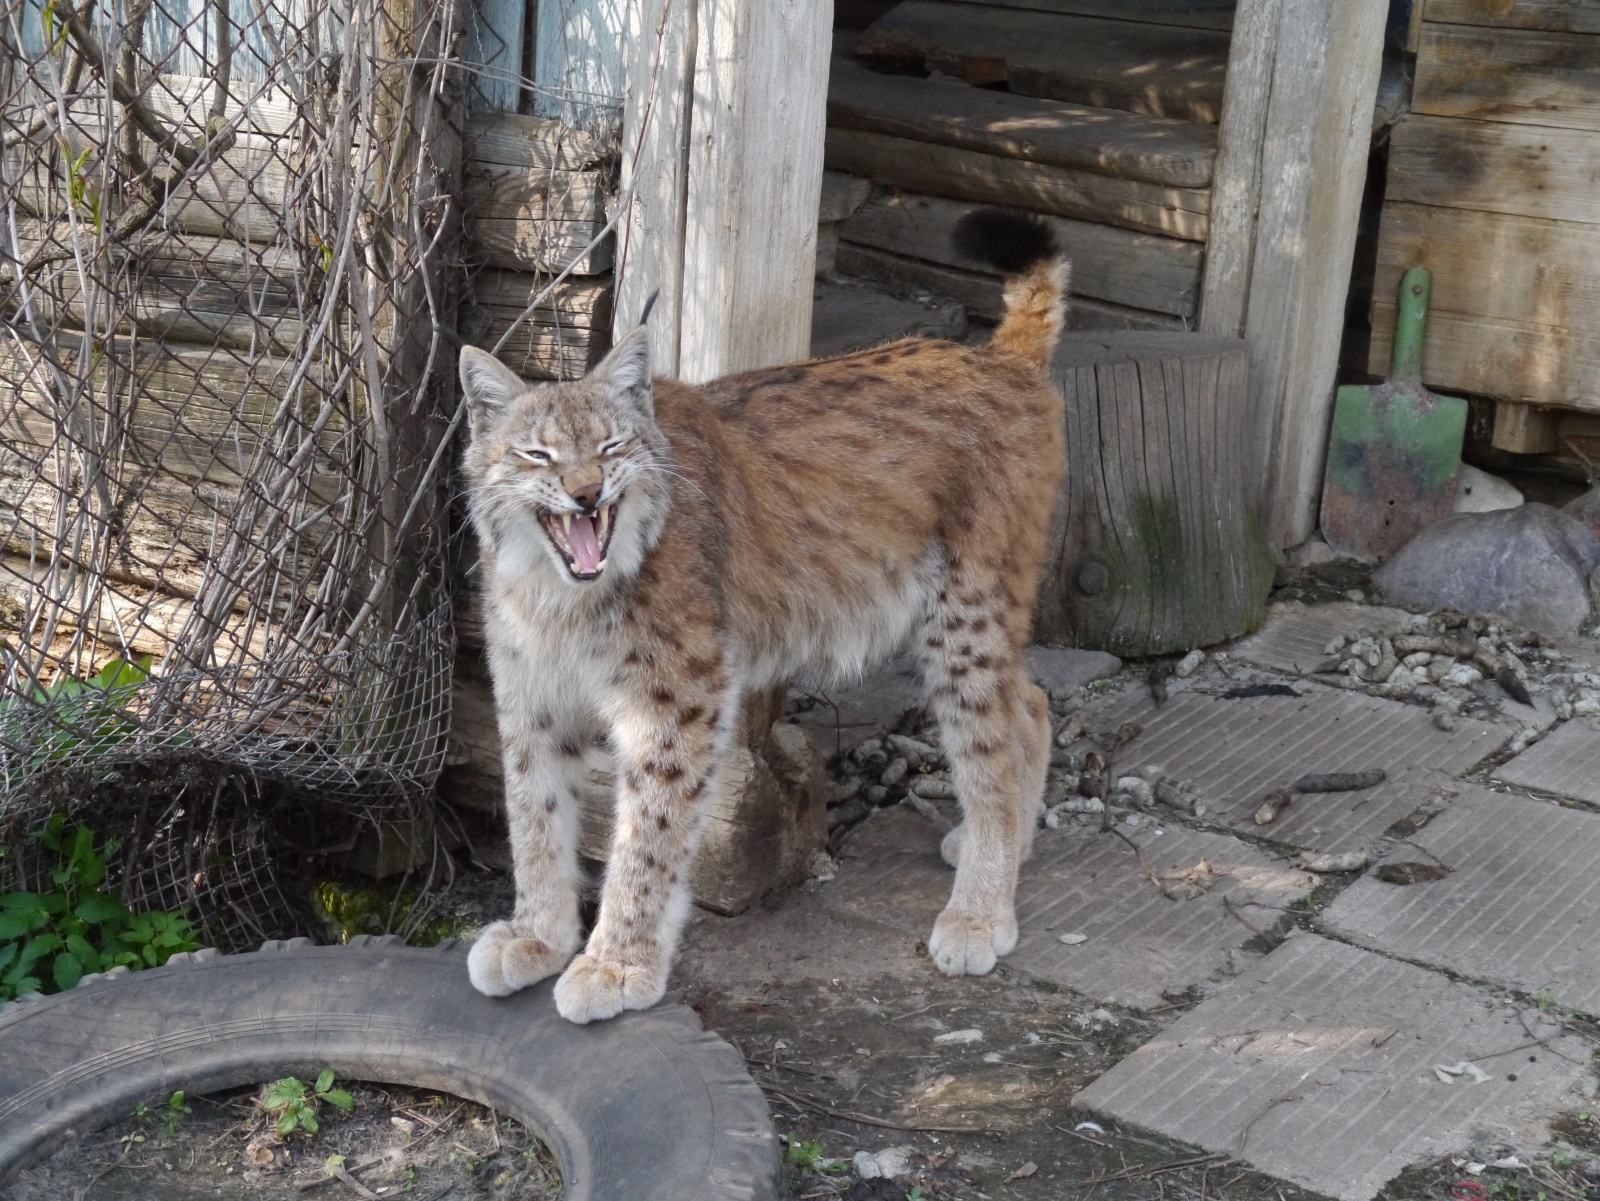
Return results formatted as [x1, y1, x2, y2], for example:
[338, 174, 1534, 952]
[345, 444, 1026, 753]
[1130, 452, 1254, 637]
[458, 346, 525, 437]
[601, 325, 653, 417]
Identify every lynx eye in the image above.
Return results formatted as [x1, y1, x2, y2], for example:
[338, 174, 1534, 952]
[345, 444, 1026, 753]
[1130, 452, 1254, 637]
[514, 447, 554, 466]
[599, 438, 630, 457]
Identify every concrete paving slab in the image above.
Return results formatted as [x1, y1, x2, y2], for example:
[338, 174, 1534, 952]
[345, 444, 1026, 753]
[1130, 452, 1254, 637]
[1076, 932, 1593, 1201]
[1319, 785, 1600, 1011]
[1494, 718, 1600, 806]
[1089, 689, 1508, 854]
[825, 805, 1313, 1010]
[1232, 603, 1419, 675]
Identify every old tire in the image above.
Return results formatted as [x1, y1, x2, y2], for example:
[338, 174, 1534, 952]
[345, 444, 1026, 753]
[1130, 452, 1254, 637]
[0, 937, 778, 1200]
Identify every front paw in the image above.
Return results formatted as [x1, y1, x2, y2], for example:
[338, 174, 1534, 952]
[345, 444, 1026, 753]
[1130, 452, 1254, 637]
[928, 907, 1018, 977]
[467, 921, 574, 997]
[553, 952, 666, 1024]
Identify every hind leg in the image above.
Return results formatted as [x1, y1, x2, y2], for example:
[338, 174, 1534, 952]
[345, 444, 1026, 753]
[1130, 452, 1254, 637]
[939, 678, 1049, 869]
[918, 568, 1037, 977]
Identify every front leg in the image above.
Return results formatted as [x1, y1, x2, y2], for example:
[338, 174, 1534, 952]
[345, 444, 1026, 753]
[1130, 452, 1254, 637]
[467, 703, 591, 997]
[554, 643, 735, 1024]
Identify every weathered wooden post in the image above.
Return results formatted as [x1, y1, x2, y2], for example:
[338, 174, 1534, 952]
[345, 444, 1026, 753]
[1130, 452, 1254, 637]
[1037, 331, 1276, 656]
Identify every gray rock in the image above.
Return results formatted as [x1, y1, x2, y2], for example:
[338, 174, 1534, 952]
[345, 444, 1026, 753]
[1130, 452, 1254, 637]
[1564, 487, 1600, 542]
[1453, 464, 1523, 513]
[1287, 537, 1344, 569]
[1023, 645, 1121, 695]
[1375, 503, 1600, 635]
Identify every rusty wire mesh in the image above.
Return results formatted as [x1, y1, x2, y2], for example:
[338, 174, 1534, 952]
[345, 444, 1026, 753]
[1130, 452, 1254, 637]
[0, 0, 464, 935]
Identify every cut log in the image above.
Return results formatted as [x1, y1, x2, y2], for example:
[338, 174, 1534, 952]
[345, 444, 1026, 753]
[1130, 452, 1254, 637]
[816, 223, 842, 277]
[470, 269, 614, 325]
[0, 342, 345, 488]
[465, 111, 613, 172]
[462, 162, 614, 274]
[466, 218, 614, 275]
[1414, 21, 1600, 131]
[1038, 332, 1275, 655]
[461, 307, 609, 379]
[856, 2, 1231, 122]
[1493, 403, 1562, 454]
[809, 278, 966, 357]
[841, 191, 1204, 317]
[834, 242, 1186, 330]
[824, 128, 1210, 240]
[940, 0, 1234, 30]
[1427, 0, 1600, 33]
[31, 234, 305, 351]
[1387, 114, 1600, 227]
[827, 56, 1216, 188]
[818, 171, 872, 223]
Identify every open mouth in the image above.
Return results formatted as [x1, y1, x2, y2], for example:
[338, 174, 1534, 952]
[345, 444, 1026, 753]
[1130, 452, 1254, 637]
[538, 500, 618, 580]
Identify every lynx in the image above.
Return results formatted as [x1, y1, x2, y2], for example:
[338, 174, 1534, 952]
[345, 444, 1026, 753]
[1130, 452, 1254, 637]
[458, 208, 1068, 1024]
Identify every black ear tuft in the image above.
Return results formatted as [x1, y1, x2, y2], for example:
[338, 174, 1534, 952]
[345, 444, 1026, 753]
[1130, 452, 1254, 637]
[951, 207, 1058, 275]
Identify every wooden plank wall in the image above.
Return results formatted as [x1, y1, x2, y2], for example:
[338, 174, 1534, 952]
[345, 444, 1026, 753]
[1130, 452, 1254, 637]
[1372, 0, 1600, 443]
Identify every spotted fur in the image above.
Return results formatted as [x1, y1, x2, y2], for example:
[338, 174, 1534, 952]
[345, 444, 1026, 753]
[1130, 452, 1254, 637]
[460, 228, 1069, 1023]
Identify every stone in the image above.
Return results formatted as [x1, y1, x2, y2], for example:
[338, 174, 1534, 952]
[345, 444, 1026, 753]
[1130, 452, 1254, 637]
[1287, 537, 1343, 569]
[1563, 486, 1600, 541]
[1076, 934, 1591, 1201]
[852, 1151, 882, 1180]
[1023, 645, 1121, 695]
[1375, 503, 1600, 635]
[1453, 464, 1523, 513]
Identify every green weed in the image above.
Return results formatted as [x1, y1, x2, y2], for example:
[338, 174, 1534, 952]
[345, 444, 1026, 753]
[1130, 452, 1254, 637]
[0, 814, 202, 1000]
[260, 1069, 355, 1136]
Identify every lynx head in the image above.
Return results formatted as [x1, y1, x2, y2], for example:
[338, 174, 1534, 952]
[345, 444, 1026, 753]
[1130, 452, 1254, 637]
[459, 327, 668, 586]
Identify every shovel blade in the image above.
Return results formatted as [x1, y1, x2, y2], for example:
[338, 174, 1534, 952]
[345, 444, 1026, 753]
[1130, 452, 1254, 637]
[1320, 381, 1468, 560]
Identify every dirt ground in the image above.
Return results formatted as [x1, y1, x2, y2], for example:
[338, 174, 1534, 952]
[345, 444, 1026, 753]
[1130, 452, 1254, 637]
[6, 1079, 559, 1201]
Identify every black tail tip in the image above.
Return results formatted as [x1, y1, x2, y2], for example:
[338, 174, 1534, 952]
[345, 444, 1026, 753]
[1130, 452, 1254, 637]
[951, 207, 1058, 275]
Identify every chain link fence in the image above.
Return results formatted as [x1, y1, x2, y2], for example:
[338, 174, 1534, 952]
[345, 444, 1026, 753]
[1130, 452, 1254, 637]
[0, 0, 463, 940]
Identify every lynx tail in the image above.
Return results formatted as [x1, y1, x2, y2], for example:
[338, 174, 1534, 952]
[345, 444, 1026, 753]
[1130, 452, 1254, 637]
[951, 207, 1070, 372]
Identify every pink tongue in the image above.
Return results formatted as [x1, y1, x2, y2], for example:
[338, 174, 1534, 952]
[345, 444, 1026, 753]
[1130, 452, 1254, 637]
[569, 515, 603, 572]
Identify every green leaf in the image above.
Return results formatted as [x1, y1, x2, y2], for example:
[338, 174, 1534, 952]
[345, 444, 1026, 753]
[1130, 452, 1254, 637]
[321, 1089, 354, 1112]
[65, 934, 100, 970]
[299, 1109, 319, 1135]
[52, 950, 83, 991]
[0, 944, 17, 973]
[74, 894, 128, 925]
[0, 911, 36, 940]
[276, 1111, 299, 1137]
[0, 892, 43, 910]
[315, 1068, 335, 1094]
[262, 1079, 306, 1112]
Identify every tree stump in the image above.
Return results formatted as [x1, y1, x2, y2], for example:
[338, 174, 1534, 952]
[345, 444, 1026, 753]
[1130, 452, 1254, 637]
[1036, 331, 1276, 657]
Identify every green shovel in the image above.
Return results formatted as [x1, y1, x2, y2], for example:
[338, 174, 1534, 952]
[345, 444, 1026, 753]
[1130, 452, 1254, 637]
[1319, 265, 1468, 560]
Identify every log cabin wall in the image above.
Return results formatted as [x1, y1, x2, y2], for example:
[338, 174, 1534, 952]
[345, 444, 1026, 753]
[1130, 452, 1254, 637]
[827, 1, 1226, 336]
[439, 0, 621, 821]
[1369, 0, 1600, 461]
